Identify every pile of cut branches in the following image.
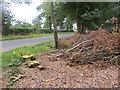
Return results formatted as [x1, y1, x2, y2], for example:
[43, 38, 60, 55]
[51, 28, 120, 68]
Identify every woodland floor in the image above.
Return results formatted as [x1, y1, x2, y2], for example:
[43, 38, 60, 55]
[12, 53, 119, 88]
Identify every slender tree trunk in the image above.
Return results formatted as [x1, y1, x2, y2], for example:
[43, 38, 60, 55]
[76, 2, 80, 32]
[80, 22, 83, 33]
[67, 27, 68, 31]
[49, 16, 52, 31]
[50, 2, 58, 49]
[77, 20, 80, 32]
[76, 2, 83, 33]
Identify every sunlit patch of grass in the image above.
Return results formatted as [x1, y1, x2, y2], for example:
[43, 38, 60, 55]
[2, 41, 54, 68]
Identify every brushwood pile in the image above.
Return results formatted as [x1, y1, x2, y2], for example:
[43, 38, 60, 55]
[52, 28, 120, 67]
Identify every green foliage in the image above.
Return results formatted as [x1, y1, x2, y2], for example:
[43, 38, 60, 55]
[37, 2, 120, 32]
[1, 0, 13, 36]
[57, 2, 120, 32]
[38, 2, 51, 18]
[39, 28, 53, 33]
[32, 14, 42, 32]
[38, 2, 67, 30]
[2, 2, 120, 35]
[1, 0, 32, 36]
[10, 21, 41, 35]
[37, 2, 52, 30]
[2, 41, 54, 87]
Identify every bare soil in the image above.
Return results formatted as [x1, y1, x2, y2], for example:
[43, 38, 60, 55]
[12, 53, 119, 88]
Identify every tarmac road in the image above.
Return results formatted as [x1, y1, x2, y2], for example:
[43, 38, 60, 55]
[0, 34, 73, 52]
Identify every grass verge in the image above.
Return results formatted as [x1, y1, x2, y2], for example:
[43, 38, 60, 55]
[1, 41, 54, 87]
[1, 32, 73, 41]
[2, 41, 54, 68]
[0, 33, 53, 41]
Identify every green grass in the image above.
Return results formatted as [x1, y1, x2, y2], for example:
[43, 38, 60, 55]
[1, 32, 73, 41]
[0, 33, 54, 41]
[1, 41, 54, 87]
[2, 41, 54, 68]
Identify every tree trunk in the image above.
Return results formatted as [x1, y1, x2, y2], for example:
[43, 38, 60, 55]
[49, 16, 52, 31]
[50, 2, 58, 49]
[76, 2, 81, 33]
[67, 26, 68, 31]
[76, 2, 84, 33]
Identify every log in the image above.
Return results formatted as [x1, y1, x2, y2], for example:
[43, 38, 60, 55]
[56, 39, 93, 58]
[66, 39, 94, 52]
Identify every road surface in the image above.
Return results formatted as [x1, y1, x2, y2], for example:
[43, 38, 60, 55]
[0, 34, 73, 52]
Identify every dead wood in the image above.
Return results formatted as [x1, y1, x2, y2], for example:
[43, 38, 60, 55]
[55, 39, 93, 58]
[66, 39, 94, 52]
[49, 28, 120, 68]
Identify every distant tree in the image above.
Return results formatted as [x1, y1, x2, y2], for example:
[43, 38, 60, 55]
[0, 3, 2, 34]
[37, 2, 52, 31]
[37, 2, 66, 31]
[1, 0, 32, 35]
[10, 0, 32, 4]
[1, 0, 13, 35]
[32, 15, 42, 25]
[32, 14, 42, 33]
